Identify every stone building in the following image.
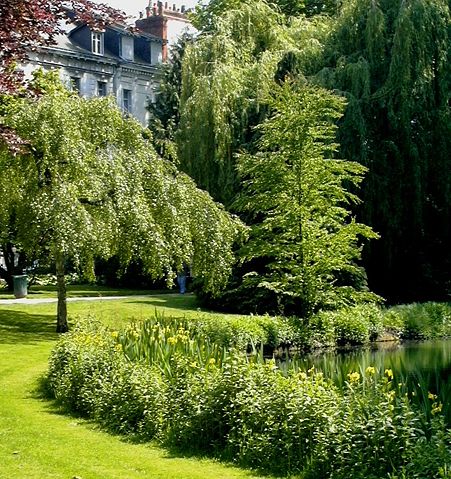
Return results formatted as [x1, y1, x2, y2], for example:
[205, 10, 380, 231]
[23, 15, 164, 126]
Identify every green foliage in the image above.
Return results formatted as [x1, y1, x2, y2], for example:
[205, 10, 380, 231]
[315, 0, 451, 301]
[178, 0, 293, 204]
[115, 313, 299, 359]
[147, 33, 194, 164]
[0, 71, 245, 299]
[184, 0, 451, 305]
[235, 82, 379, 317]
[311, 371, 434, 479]
[275, 0, 339, 17]
[309, 303, 384, 346]
[191, 0, 338, 30]
[46, 318, 451, 477]
[384, 302, 451, 340]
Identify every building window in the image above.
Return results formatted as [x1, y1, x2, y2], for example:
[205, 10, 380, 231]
[91, 32, 103, 55]
[70, 77, 81, 94]
[123, 89, 132, 113]
[97, 81, 107, 97]
[120, 36, 134, 61]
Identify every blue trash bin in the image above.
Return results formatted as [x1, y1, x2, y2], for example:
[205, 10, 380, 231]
[13, 275, 27, 299]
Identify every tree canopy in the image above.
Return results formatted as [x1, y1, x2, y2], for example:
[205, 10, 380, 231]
[159, 0, 450, 304]
[0, 72, 245, 331]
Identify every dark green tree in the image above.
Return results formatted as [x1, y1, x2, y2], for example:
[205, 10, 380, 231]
[313, 0, 451, 301]
[147, 32, 194, 164]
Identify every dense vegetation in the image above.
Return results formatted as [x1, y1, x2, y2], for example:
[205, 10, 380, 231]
[152, 0, 451, 309]
[2, 0, 450, 477]
[46, 307, 451, 478]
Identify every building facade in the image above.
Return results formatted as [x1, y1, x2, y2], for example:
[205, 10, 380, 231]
[23, 18, 164, 126]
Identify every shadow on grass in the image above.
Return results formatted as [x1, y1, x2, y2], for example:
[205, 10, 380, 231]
[0, 309, 57, 344]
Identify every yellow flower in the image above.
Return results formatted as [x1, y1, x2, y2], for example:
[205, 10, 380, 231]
[431, 403, 443, 415]
[347, 372, 361, 383]
[384, 369, 394, 380]
[111, 331, 119, 339]
[208, 358, 216, 366]
[167, 336, 177, 345]
[115, 344, 123, 352]
[365, 366, 376, 375]
[428, 392, 437, 400]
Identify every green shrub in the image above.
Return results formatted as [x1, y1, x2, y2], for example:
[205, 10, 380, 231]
[312, 371, 423, 479]
[383, 303, 451, 340]
[308, 304, 384, 347]
[308, 310, 336, 347]
[225, 365, 340, 474]
[92, 362, 167, 439]
[47, 319, 118, 414]
[46, 317, 451, 478]
[162, 354, 248, 453]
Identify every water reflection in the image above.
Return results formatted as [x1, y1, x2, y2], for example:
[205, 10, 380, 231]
[286, 340, 451, 423]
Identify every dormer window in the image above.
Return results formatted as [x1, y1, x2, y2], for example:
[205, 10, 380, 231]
[121, 36, 134, 61]
[91, 32, 103, 55]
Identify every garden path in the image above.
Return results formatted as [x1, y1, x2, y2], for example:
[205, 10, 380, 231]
[0, 294, 156, 305]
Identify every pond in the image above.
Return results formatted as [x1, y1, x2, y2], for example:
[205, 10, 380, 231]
[288, 339, 451, 424]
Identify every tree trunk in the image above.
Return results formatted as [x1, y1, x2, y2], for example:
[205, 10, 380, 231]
[0, 243, 15, 290]
[55, 252, 68, 333]
[0, 243, 28, 290]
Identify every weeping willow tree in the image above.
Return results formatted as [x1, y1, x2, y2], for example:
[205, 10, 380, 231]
[310, 0, 451, 301]
[177, 1, 283, 204]
[0, 72, 245, 332]
[177, 0, 331, 205]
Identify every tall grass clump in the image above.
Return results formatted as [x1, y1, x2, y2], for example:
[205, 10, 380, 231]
[308, 303, 384, 347]
[46, 317, 451, 477]
[384, 302, 451, 340]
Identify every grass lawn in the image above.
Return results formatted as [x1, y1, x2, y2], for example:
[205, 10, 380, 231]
[0, 296, 263, 479]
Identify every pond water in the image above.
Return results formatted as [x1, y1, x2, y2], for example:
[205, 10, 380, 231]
[289, 339, 451, 423]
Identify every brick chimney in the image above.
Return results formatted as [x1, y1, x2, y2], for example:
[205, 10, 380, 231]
[136, 1, 191, 62]
[136, 2, 168, 60]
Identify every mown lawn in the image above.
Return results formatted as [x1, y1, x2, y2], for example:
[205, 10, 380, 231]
[0, 296, 263, 479]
